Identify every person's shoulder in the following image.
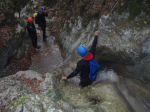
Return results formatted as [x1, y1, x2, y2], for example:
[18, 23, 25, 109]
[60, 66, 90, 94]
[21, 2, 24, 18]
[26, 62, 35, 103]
[77, 59, 86, 65]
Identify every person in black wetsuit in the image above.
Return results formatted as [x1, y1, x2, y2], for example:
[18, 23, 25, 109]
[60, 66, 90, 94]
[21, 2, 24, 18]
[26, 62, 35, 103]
[38, 7, 48, 42]
[62, 31, 99, 87]
[26, 17, 40, 50]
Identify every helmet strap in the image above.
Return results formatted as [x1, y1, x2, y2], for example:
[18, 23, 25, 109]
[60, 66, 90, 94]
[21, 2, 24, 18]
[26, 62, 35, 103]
[82, 52, 89, 59]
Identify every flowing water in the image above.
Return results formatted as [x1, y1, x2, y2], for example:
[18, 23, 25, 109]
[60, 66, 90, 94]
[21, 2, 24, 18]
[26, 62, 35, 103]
[94, 69, 150, 112]
[29, 29, 63, 74]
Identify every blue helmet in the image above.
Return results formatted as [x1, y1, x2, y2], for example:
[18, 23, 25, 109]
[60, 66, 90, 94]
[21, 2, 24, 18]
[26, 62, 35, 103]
[77, 46, 88, 56]
[41, 7, 46, 10]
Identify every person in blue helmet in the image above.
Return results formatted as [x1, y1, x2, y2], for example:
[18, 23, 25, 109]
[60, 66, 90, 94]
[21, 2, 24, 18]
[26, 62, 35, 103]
[38, 6, 48, 42]
[62, 31, 100, 87]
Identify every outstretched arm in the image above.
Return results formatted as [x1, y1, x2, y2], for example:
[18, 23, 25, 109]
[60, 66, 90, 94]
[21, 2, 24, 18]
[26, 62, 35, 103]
[89, 31, 99, 58]
[62, 62, 82, 79]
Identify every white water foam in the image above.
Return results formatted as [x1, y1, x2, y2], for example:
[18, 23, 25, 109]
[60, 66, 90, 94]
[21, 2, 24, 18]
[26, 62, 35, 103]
[93, 69, 119, 85]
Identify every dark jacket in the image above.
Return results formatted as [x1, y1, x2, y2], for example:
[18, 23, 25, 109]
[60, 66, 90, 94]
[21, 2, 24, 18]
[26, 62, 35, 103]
[26, 22, 36, 35]
[67, 36, 98, 80]
[38, 11, 48, 27]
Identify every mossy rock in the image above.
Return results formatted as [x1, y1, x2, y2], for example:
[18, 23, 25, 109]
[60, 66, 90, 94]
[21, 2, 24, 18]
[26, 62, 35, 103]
[11, 95, 28, 109]
[57, 82, 129, 112]
[128, 0, 141, 20]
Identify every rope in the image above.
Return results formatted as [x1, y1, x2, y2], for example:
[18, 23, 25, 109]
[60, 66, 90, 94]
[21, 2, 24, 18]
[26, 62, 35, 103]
[99, 0, 120, 31]
[86, 0, 120, 46]
[108, 0, 120, 17]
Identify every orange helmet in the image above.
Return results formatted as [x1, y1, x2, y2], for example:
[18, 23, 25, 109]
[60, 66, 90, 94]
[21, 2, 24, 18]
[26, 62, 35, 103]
[28, 17, 33, 22]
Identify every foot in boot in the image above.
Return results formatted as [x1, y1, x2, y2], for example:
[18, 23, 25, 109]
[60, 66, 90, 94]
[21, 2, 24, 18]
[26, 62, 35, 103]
[43, 38, 47, 42]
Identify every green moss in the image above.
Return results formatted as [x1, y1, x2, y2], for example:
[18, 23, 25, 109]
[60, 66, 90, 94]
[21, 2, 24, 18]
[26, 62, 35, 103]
[43, 0, 58, 6]
[19, 19, 26, 28]
[57, 36, 64, 52]
[60, 4, 71, 11]
[128, 1, 141, 20]
[117, 0, 150, 22]
[11, 96, 28, 109]
[61, 11, 67, 19]
[132, 20, 148, 30]
[10, 26, 16, 38]
[60, 20, 65, 29]
[115, 14, 150, 30]
[70, 15, 79, 23]
[97, 0, 103, 4]
[81, 12, 91, 27]
[141, 1, 150, 15]
[8, 19, 25, 39]
[118, 0, 128, 14]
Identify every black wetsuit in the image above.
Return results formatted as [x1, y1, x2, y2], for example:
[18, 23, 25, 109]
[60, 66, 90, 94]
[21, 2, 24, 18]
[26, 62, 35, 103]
[38, 11, 48, 41]
[67, 36, 98, 87]
[26, 22, 37, 48]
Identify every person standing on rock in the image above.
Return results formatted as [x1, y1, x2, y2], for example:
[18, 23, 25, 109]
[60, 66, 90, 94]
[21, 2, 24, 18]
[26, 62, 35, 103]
[38, 6, 48, 42]
[26, 17, 40, 50]
[62, 31, 103, 87]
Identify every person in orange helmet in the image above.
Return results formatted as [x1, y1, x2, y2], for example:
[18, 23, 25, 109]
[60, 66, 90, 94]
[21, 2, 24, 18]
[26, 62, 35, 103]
[26, 17, 40, 50]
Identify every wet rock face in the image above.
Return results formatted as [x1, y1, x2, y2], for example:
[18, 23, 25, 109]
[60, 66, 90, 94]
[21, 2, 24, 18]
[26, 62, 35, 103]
[4, 66, 150, 112]
[2, 69, 130, 112]
[0, 24, 28, 77]
[0, 70, 41, 111]
[97, 13, 150, 81]
[59, 12, 150, 83]
[0, 70, 63, 112]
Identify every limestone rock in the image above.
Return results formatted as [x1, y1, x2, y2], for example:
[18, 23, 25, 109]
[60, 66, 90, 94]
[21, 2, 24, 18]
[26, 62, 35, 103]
[38, 73, 56, 91]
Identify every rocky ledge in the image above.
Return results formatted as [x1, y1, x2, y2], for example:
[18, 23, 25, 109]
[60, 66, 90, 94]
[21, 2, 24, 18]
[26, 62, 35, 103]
[0, 61, 150, 112]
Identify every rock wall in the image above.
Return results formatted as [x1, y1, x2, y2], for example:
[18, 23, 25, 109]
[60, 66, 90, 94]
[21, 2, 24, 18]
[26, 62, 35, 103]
[0, 24, 29, 77]
[1, 1, 150, 111]
[0, 69, 130, 112]
[0, 0, 40, 77]
[2, 64, 150, 112]
[58, 11, 150, 83]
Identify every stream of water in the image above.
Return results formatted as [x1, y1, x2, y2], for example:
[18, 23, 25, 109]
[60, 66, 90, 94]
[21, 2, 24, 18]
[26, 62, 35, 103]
[29, 29, 63, 74]
[94, 70, 150, 112]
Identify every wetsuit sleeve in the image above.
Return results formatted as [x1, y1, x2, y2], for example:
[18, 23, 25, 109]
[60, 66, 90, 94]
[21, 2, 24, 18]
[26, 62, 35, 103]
[89, 36, 98, 57]
[27, 24, 36, 32]
[67, 62, 83, 79]
[44, 12, 48, 17]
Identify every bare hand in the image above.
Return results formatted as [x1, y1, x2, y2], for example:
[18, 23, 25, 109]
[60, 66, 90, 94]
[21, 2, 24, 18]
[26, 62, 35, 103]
[36, 31, 40, 34]
[62, 77, 67, 80]
[95, 31, 98, 36]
